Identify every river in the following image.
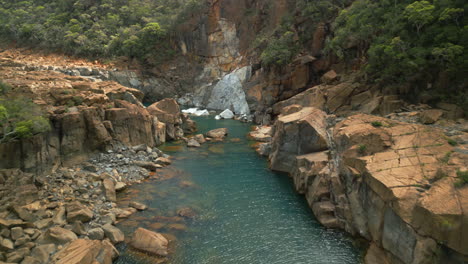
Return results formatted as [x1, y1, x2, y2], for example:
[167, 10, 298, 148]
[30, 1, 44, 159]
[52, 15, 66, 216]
[115, 116, 362, 264]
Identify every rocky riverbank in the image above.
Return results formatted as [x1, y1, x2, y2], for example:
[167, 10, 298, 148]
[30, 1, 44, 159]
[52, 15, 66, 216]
[0, 143, 173, 263]
[250, 95, 468, 264]
[0, 51, 197, 263]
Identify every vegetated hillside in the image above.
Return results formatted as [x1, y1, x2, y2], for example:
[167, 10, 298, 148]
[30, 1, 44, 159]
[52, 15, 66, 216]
[0, 0, 206, 64]
[253, 0, 466, 113]
[0, 0, 466, 112]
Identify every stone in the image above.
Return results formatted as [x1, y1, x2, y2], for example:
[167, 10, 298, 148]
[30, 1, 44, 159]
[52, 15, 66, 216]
[14, 236, 31, 247]
[147, 98, 181, 124]
[87, 228, 105, 240]
[30, 243, 56, 263]
[0, 218, 24, 228]
[10, 227, 23, 240]
[20, 256, 41, 264]
[420, 109, 444, 124]
[206, 67, 251, 115]
[219, 109, 234, 119]
[187, 138, 201, 148]
[364, 243, 391, 264]
[155, 157, 171, 166]
[0, 237, 14, 250]
[321, 70, 338, 83]
[131, 144, 148, 152]
[34, 218, 53, 229]
[51, 239, 118, 264]
[129, 201, 148, 211]
[249, 126, 272, 142]
[102, 224, 124, 244]
[53, 206, 67, 225]
[71, 221, 86, 236]
[128, 228, 168, 256]
[66, 201, 93, 223]
[256, 143, 272, 157]
[39, 227, 77, 245]
[133, 161, 159, 171]
[114, 182, 127, 192]
[177, 207, 196, 218]
[269, 107, 329, 173]
[194, 134, 206, 144]
[102, 178, 116, 202]
[206, 128, 228, 139]
[1, 228, 10, 238]
[6, 247, 29, 262]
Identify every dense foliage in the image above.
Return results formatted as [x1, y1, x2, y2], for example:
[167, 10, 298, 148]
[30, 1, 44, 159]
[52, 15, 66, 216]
[327, 0, 466, 98]
[0, 81, 51, 142]
[0, 0, 205, 63]
[259, 0, 348, 67]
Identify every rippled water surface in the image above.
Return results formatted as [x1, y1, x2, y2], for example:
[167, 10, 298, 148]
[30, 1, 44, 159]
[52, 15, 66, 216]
[115, 116, 362, 264]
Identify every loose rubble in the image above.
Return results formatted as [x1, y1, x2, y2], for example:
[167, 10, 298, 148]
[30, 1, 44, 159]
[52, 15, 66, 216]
[0, 144, 168, 263]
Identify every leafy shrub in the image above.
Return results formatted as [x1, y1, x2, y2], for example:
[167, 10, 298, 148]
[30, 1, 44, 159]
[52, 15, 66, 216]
[371, 121, 383, 127]
[261, 31, 299, 66]
[0, 81, 11, 95]
[358, 144, 367, 155]
[447, 138, 458, 146]
[454, 170, 468, 188]
[0, 97, 51, 142]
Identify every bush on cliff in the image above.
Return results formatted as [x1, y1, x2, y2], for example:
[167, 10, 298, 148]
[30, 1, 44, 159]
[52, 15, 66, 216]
[0, 97, 51, 143]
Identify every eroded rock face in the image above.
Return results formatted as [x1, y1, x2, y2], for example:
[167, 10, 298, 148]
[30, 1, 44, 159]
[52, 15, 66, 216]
[266, 108, 468, 263]
[205, 67, 251, 115]
[147, 98, 185, 140]
[269, 107, 329, 173]
[129, 228, 168, 256]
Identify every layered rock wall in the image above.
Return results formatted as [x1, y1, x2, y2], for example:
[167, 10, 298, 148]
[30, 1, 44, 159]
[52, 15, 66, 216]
[267, 108, 468, 264]
[0, 57, 190, 175]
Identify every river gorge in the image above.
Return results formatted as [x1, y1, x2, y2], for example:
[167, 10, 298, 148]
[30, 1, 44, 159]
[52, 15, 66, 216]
[114, 116, 362, 264]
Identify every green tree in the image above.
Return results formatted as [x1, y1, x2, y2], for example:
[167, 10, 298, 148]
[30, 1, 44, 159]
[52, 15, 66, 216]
[404, 1, 435, 34]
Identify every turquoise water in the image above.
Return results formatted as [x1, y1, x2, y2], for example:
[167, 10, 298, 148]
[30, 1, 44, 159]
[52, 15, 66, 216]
[115, 116, 362, 264]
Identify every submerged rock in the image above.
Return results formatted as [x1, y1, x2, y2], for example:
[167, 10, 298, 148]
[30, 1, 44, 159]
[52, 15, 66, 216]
[206, 128, 228, 140]
[129, 201, 148, 211]
[129, 228, 168, 256]
[187, 138, 201, 147]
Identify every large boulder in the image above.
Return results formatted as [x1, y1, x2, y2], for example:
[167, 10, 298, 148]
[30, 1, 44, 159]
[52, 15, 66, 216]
[147, 98, 181, 124]
[206, 67, 251, 115]
[51, 239, 118, 264]
[269, 107, 329, 173]
[128, 228, 168, 256]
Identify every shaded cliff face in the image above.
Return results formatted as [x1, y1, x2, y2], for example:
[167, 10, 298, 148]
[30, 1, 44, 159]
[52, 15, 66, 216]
[0, 51, 191, 175]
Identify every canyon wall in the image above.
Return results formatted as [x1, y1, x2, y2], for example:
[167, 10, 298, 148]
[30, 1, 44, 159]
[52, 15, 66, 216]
[0, 55, 192, 175]
[259, 94, 468, 263]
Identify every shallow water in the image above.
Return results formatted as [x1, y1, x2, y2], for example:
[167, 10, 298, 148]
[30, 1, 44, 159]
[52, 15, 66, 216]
[115, 116, 362, 264]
